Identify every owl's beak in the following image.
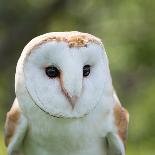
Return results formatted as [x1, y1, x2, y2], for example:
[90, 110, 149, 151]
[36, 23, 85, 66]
[60, 72, 82, 109]
[67, 95, 78, 109]
[60, 85, 79, 109]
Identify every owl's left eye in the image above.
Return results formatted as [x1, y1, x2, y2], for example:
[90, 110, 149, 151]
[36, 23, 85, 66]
[83, 65, 91, 77]
[45, 66, 60, 78]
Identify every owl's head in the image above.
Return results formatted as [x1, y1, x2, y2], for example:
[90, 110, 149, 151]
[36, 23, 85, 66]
[15, 32, 113, 118]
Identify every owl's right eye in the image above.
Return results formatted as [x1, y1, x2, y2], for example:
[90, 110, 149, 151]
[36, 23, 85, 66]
[45, 66, 60, 78]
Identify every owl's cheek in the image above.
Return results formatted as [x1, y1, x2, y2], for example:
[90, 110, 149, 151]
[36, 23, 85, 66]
[75, 82, 103, 110]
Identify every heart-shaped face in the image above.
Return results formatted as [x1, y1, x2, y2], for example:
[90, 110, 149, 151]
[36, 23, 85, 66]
[16, 32, 113, 118]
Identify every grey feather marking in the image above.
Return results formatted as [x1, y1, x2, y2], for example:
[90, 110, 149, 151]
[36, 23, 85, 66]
[105, 132, 125, 155]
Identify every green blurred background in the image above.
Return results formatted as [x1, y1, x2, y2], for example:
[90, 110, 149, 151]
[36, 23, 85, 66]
[0, 0, 155, 154]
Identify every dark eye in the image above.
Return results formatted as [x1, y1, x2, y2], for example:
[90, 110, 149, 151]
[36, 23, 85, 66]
[45, 66, 60, 78]
[83, 65, 90, 77]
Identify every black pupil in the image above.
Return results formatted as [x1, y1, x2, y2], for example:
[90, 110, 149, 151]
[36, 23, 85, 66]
[83, 65, 90, 77]
[45, 66, 59, 78]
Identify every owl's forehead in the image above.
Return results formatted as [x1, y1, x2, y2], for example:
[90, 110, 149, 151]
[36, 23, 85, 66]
[25, 42, 104, 68]
[23, 31, 103, 55]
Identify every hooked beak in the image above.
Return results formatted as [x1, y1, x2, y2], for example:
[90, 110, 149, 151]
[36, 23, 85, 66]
[66, 95, 78, 109]
[60, 85, 78, 109]
[59, 73, 82, 109]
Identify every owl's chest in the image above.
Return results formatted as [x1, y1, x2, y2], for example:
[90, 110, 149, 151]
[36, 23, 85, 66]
[23, 110, 111, 155]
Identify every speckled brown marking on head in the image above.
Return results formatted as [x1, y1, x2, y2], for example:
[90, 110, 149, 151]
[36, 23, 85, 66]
[114, 103, 129, 144]
[68, 35, 89, 48]
[23, 31, 102, 56]
[4, 103, 21, 146]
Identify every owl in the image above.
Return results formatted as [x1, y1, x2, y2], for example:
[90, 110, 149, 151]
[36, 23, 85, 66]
[4, 31, 129, 155]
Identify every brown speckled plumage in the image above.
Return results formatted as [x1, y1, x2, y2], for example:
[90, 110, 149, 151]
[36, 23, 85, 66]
[4, 102, 21, 146]
[114, 103, 129, 144]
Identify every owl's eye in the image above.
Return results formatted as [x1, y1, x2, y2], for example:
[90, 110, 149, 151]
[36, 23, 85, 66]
[45, 66, 60, 78]
[83, 65, 90, 77]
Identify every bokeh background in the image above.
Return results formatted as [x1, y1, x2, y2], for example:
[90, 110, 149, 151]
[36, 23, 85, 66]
[0, 0, 155, 154]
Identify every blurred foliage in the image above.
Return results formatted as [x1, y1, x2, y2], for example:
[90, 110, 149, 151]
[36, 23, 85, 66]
[0, 0, 155, 154]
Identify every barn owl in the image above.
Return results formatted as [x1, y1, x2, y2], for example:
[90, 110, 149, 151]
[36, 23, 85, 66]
[4, 31, 129, 155]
